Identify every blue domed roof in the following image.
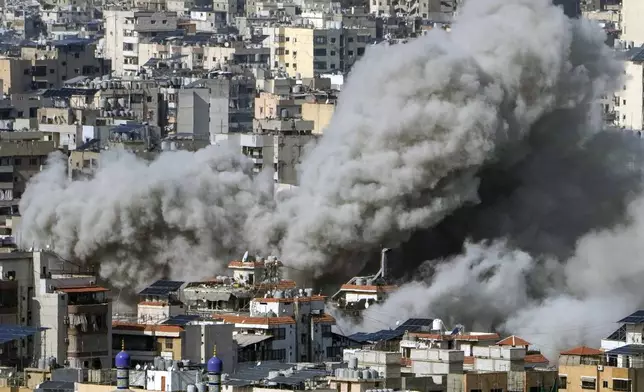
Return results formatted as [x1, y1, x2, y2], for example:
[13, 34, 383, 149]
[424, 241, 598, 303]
[115, 350, 131, 368]
[207, 355, 223, 373]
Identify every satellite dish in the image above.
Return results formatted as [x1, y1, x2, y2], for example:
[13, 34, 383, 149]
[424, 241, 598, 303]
[242, 251, 249, 262]
[136, 364, 141, 370]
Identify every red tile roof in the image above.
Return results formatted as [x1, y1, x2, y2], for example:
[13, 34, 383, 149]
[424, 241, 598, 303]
[58, 286, 109, 293]
[216, 315, 296, 325]
[497, 335, 531, 346]
[112, 322, 184, 333]
[560, 346, 603, 356]
[525, 353, 549, 364]
[311, 314, 336, 324]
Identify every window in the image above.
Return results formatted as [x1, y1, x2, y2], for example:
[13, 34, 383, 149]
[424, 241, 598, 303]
[29, 158, 38, 166]
[613, 379, 631, 392]
[330, 64, 336, 69]
[314, 36, 327, 45]
[165, 338, 173, 349]
[558, 376, 567, 389]
[603, 381, 609, 388]
[330, 51, 336, 56]
[270, 328, 286, 340]
[313, 61, 327, 70]
[49, 68, 54, 74]
[348, 50, 354, 56]
[581, 377, 596, 390]
[348, 37, 354, 42]
[74, 53, 79, 58]
[23, 69, 30, 75]
[623, 99, 627, 105]
[469, 390, 482, 392]
[301, 334, 306, 344]
[14, 158, 21, 165]
[357, 47, 365, 56]
[314, 48, 327, 56]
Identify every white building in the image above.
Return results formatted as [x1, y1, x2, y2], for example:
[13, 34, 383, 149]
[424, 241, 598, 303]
[614, 48, 644, 130]
[622, 0, 644, 47]
[0, 251, 112, 368]
[217, 289, 336, 363]
[214, 128, 316, 185]
[102, 10, 179, 76]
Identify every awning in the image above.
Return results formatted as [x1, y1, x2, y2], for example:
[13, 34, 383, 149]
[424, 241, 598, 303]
[0, 325, 48, 344]
[233, 334, 272, 348]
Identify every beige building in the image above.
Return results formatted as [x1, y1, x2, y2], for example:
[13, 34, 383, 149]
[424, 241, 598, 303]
[103, 10, 179, 76]
[558, 346, 644, 392]
[19, 39, 109, 91]
[302, 101, 334, 134]
[266, 26, 371, 78]
[0, 58, 32, 94]
[0, 131, 56, 200]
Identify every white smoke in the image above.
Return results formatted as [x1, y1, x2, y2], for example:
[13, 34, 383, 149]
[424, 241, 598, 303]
[18, 147, 273, 289]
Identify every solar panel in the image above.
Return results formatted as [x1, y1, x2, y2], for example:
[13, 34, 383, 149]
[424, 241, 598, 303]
[607, 344, 644, 356]
[139, 280, 184, 296]
[0, 325, 48, 344]
[163, 315, 200, 326]
[394, 318, 433, 332]
[618, 310, 644, 324]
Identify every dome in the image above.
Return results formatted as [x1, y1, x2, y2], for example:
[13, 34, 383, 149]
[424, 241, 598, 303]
[207, 355, 222, 373]
[115, 350, 131, 369]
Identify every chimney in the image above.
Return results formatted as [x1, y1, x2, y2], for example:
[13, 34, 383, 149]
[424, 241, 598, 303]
[380, 248, 390, 279]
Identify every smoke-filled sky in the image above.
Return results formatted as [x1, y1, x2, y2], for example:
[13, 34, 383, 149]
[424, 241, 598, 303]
[17, 0, 638, 357]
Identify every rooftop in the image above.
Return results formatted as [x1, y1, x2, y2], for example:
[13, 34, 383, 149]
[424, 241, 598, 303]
[215, 315, 296, 325]
[560, 346, 603, 356]
[497, 335, 531, 346]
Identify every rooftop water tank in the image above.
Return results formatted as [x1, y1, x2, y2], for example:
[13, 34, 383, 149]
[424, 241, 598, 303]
[197, 383, 206, 392]
[370, 369, 378, 378]
[187, 385, 197, 392]
[355, 278, 365, 285]
[304, 288, 313, 297]
[432, 318, 444, 331]
[362, 370, 371, 379]
[349, 357, 358, 370]
[37, 358, 46, 370]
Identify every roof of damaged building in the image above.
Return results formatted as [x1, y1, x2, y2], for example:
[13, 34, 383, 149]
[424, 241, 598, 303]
[215, 314, 296, 325]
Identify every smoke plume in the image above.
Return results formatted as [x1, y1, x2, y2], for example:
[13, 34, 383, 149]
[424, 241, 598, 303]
[16, 0, 633, 357]
[18, 147, 273, 289]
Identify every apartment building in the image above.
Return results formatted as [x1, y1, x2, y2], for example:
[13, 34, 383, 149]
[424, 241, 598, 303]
[369, 0, 443, 18]
[0, 58, 32, 94]
[266, 25, 372, 78]
[20, 38, 110, 91]
[613, 47, 644, 130]
[216, 290, 336, 364]
[177, 73, 256, 139]
[0, 250, 112, 369]
[102, 10, 179, 76]
[0, 131, 57, 200]
[137, 34, 270, 72]
[112, 320, 235, 371]
[558, 310, 644, 392]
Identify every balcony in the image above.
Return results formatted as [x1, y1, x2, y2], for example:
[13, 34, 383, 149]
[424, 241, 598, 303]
[68, 303, 109, 314]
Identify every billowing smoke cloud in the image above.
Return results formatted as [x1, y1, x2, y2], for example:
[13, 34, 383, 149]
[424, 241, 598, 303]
[248, 0, 622, 275]
[16, 0, 632, 356]
[18, 147, 273, 289]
